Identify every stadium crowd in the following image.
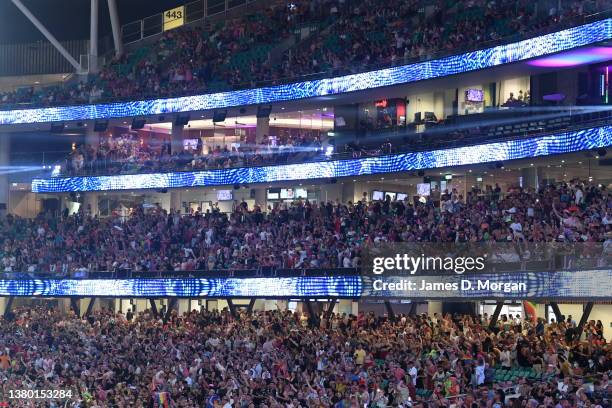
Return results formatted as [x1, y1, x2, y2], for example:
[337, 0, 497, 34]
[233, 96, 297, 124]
[1, 0, 610, 107]
[0, 306, 608, 407]
[1, 179, 610, 275]
[64, 131, 324, 176]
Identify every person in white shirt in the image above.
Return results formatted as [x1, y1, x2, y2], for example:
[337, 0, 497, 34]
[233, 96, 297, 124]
[475, 359, 486, 385]
[574, 187, 584, 205]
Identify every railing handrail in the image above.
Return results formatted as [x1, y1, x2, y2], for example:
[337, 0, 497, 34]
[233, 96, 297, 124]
[4, 263, 610, 280]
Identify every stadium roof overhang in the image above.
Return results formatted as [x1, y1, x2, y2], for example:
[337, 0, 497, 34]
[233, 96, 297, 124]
[1, 18, 612, 131]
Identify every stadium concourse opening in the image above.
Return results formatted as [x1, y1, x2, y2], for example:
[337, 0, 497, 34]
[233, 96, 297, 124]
[0, 0, 612, 406]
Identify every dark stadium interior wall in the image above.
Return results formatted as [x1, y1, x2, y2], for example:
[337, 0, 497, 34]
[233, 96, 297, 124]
[442, 302, 478, 316]
[0, 0, 187, 44]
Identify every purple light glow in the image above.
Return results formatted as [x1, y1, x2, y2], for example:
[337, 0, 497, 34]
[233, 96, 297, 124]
[527, 47, 612, 67]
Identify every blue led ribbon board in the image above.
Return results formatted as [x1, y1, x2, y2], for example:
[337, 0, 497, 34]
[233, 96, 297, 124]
[1, 270, 609, 299]
[32, 125, 612, 193]
[0, 276, 362, 298]
[2, 18, 612, 125]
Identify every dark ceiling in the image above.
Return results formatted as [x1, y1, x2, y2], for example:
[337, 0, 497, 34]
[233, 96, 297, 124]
[0, 0, 187, 44]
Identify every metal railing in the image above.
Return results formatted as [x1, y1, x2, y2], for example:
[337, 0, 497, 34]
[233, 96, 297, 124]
[120, 0, 259, 45]
[0, 39, 89, 76]
[2, 261, 609, 280]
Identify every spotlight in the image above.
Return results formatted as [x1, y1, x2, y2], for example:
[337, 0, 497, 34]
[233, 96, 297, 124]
[596, 148, 607, 157]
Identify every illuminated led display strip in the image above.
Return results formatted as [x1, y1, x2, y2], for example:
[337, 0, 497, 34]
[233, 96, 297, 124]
[0, 269, 609, 299]
[0, 276, 362, 298]
[3, 18, 612, 125]
[32, 125, 612, 193]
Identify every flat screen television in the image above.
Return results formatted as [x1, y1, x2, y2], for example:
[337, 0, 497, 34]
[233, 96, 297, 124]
[372, 190, 384, 201]
[416, 183, 431, 196]
[216, 190, 233, 201]
[465, 89, 484, 103]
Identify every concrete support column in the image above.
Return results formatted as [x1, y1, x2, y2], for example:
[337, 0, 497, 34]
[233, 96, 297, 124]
[0, 135, 9, 216]
[170, 191, 181, 213]
[337, 299, 353, 315]
[83, 192, 98, 217]
[171, 123, 184, 155]
[428, 301, 443, 318]
[89, 0, 99, 73]
[253, 188, 266, 209]
[107, 0, 124, 57]
[177, 299, 191, 316]
[319, 182, 342, 203]
[275, 300, 288, 311]
[520, 167, 540, 190]
[0, 297, 7, 317]
[57, 299, 72, 316]
[255, 116, 270, 144]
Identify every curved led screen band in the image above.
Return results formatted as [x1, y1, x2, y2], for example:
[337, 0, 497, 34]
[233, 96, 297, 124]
[0, 276, 362, 298]
[32, 125, 612, 193]
[2, 18, 612, 125]
[0, 269, 609, 300]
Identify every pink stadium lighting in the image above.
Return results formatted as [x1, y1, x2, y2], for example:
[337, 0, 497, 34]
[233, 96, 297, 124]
[527, 47, 612, 67]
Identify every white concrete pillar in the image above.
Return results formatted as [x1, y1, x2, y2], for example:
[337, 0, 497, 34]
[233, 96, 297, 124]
[107, 0, 124, 57]
[83, 192, 98, 217]
[276, 300, 288, 311]
[177, 299, 191, 316]
[256, 116, 270, 144]
[337, 299, 353, 315]
[520, 167, 538, 189]
[428, 301, 443, 318]
[170, 191, 181, 212]
[351, 301, 359, 316]
[216, 299, 228, 312]
[89, 0, 99, 73]
[319, 183, 343, 203]
[0, 135, 9, 216]
[57, 299, 73, 316]
[0, 297, 7, 316]
[253, 188, 266, 209]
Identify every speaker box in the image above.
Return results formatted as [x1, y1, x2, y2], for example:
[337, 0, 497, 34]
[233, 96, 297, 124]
[131, 118, 146, 130]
